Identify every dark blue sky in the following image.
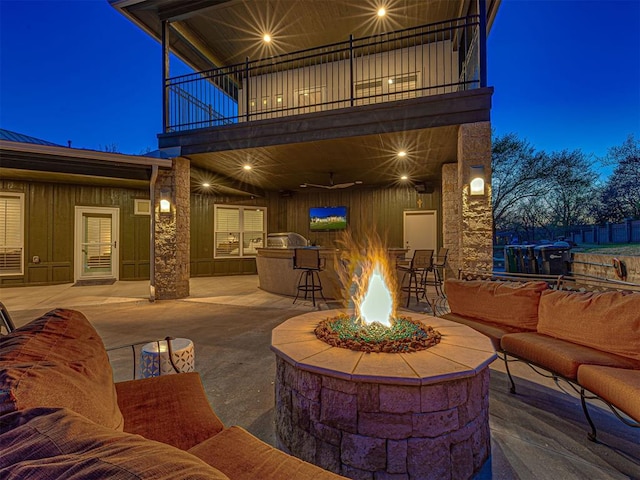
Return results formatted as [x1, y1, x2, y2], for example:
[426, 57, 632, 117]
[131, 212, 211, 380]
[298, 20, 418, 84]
[1, 0, 639, 163]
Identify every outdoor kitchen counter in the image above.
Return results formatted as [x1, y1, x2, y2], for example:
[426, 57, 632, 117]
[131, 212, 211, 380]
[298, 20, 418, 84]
[256, 247, 343, 300]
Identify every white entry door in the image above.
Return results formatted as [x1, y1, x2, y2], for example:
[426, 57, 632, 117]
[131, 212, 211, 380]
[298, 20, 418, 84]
[75, 207, 119, 281]
[403, 210, 437, 258]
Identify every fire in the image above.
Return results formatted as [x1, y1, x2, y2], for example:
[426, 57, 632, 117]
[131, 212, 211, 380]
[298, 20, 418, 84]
[336, 231, 399, 327]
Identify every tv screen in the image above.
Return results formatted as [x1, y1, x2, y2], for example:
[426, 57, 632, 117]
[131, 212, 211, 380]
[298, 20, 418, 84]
[309, 206, 347, 231]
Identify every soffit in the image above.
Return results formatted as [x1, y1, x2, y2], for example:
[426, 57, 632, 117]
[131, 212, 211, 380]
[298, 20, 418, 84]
[185, 125, 458, 192]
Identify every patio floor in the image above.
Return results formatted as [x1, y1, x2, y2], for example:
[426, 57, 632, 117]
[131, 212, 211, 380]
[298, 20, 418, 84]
[1, 275, 639, 479]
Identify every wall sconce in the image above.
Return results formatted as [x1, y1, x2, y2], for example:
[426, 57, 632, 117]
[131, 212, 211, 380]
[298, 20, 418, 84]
[159, 188, 171, 213]
[469, 165, 485, 196]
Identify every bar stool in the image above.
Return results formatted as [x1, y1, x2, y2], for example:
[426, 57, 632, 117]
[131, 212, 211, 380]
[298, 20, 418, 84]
[422, 247, 449, 297]
[397, 249, 433, 307]
[293, 248, 326, 307]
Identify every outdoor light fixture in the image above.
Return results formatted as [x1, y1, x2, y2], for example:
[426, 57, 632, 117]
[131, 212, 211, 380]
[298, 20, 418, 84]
[263, 33, 271, 43]
[202, 183, 210, 188]
[469, 165, 485, 196]
[243, 164, 252, 171]
[397, 150, 407, 157]
[400, 174, 408, 180]
[377, 7, 386, 17]
[159, 188, 171, 213]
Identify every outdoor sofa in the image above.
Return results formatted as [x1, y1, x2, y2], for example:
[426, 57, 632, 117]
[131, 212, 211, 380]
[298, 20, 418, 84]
[440, 274, 640, 441]
[0, 308, 345, 479]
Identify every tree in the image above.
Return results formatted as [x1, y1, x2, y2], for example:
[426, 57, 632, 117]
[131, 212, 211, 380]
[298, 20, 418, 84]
[543, 149, 597, 235]
[491, 133, 554, 240]
[597, 135, 640, 222]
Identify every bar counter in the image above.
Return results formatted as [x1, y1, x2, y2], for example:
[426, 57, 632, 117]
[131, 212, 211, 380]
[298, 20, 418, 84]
[256, 247, 343, 300]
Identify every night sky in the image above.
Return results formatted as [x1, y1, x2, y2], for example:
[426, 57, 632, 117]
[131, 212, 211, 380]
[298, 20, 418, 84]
[1, 0, 638, 168]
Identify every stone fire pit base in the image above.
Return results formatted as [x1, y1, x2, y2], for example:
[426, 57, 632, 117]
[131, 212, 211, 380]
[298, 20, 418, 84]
[272, 311, 496, 480]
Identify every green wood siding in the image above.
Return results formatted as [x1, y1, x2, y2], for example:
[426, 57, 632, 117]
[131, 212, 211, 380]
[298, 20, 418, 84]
[0, 180, 150, 286]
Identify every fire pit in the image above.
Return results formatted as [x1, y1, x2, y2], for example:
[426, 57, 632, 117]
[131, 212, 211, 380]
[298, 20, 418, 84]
[271, 234, 496, 478]
[272, 311, 495, 479]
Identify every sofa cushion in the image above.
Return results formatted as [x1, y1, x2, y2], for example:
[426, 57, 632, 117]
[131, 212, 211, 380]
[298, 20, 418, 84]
[0, 308, 124, 431]
[189, 426, 345, 479]
[445, 279, 548, 330]
[577, 365, 640, 423]
[0, 407, 230, 479]
[501, 332, 640, 380]
[537, 290, 640, 361]
[440, 313, 525, 351]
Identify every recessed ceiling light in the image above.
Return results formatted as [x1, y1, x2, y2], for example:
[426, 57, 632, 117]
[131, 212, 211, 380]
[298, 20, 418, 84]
[243, 164, 252, 171]
[377, 7, 386, 17]
[401, 175, 408, 180]
[398, 150, 407, 157]
[202, 183, 210, 187]
[263, 33, 271, 43]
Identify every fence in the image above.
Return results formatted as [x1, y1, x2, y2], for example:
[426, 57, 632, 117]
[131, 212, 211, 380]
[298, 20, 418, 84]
[569, 219, 640, 245]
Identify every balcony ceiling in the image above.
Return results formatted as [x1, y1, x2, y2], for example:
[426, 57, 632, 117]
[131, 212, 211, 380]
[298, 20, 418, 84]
[185, 125, 458, 195]
[113, 0, 499, 71]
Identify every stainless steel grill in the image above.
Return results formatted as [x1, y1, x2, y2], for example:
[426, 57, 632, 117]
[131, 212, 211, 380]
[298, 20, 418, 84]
[266, 232, 308, 248]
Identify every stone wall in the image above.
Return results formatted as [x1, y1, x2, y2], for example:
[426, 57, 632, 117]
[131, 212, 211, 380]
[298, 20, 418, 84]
[154, 157, 190, 299]
[572, 253, 640, 284]
[441, 163, 460, 279]
[275, 356, 490, 479]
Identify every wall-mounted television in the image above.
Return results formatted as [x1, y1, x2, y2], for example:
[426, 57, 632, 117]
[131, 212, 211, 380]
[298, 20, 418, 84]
[309, 206, 348, 231]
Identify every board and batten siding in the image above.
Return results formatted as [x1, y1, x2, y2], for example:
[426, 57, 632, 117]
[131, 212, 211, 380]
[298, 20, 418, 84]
[0, 180, 150, 287]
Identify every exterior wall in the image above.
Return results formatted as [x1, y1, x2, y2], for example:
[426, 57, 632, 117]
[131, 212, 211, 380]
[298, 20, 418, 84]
[154, 157, 190, 299]
[0, 180, 150, 287]
[239, 41, 458, 120]
[441, 163, 460, 279]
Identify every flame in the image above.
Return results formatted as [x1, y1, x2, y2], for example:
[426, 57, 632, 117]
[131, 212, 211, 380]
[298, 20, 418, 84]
[336, 231, 399, 327]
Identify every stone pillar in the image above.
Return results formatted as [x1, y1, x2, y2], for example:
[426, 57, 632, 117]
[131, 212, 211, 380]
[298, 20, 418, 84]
[442, 123, 493, 278]
[154, 157, 190, 299]
[457, 122, 493, 271]
[441, 163, 460, 279]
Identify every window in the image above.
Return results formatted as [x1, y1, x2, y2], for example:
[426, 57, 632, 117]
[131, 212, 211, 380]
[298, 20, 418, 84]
[214, 205, 266, 258]
[0, 193, 24, 275]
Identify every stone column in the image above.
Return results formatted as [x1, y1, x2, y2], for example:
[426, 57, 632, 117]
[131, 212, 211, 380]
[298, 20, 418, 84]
[457, 122, 493, 272]
[154, 157, 190, 299]
[441, 163, 460, 279]
[442, 123, 493, 278]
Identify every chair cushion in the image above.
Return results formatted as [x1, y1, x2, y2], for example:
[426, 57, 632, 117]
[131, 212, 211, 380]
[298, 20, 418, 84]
[0, 407, 229, 479]
[188, 425, 345, 479]
[116, 372, 225, 451]
[537, 290, 640, 361]
[501, 332, 640, 380]
[577, 365, 640, 423]
[445, 279, 548, 330]
[0, 308, 124, 431]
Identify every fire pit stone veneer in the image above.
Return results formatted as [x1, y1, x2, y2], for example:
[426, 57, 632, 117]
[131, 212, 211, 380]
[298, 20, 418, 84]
[271, 310, 497, 480]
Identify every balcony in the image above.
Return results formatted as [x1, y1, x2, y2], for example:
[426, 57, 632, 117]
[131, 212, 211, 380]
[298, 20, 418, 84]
[164, 15, 484, 134]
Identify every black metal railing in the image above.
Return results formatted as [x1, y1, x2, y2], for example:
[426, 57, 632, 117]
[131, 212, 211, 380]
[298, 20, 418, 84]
[165, 15, 483, 133]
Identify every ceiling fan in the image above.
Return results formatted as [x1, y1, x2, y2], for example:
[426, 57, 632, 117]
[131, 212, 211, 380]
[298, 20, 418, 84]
[300, 172, 363, 190]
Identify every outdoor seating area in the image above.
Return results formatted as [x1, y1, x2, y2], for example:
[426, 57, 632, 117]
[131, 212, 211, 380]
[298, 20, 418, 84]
[1, 276, 639, 479]
[442, 272, 640, 442]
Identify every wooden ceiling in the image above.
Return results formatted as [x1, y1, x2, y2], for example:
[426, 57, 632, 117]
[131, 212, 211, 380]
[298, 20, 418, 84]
[113, 0, 501, 72]
[185, 126, 459, 193]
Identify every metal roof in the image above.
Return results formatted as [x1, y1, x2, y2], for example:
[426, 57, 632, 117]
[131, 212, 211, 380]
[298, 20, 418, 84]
[0, 128, 63, 147]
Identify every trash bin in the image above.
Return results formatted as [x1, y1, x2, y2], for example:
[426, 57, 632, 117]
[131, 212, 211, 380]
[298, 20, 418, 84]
[534, 242, 572, 275]
[519, 244, 537, 274]
[504, 245, 520, 273]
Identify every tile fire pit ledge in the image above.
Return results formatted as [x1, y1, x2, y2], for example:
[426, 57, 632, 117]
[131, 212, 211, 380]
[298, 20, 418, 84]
[271, 309, 497, 479]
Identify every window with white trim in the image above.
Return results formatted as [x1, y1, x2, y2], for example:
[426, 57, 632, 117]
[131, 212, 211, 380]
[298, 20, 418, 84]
[214, 205, 266, 258]
[0, 193, 24, 275]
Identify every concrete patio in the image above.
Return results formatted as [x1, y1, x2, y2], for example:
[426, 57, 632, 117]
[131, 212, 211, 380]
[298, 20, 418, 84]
[1, 276, 639, 479]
